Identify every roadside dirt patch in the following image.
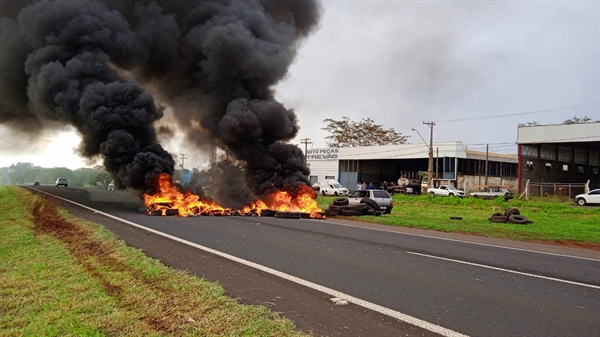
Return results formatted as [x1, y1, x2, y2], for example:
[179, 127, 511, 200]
[31, 199, 188, 334]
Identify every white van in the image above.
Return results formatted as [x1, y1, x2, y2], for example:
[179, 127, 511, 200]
[319, 180, 349, 196]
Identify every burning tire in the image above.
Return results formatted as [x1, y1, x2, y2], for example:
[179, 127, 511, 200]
[165, 209, 178, 216]
[149, 210, 163, 216]
[275, 211, 301, 219]
[260, 209, 276, 217]
[333, 198, 349, 206]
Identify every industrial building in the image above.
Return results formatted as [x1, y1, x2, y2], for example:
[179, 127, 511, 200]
[517, 122, 600, 194]
[305, 141, 518, 193]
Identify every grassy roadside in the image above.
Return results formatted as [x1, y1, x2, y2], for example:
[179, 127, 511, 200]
[317, 194, 600, 249]
[0, 186, 310, 337]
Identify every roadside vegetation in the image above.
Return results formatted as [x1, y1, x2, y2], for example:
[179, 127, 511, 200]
[317, 194, 600, 249]
[0, 186, 309, 337]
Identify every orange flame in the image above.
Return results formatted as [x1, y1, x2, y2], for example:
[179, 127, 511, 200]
[143, 173, 324, 218]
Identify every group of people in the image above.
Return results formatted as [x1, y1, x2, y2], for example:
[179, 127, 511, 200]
[355, 180, 401, 193]
[356, 181, 375, 190]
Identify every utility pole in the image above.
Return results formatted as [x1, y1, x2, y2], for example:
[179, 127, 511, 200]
[300, 138, 312, 163]
[423, 121, 435, 188]
[179, 153, 187, 183]
[484, 144, 489, 185]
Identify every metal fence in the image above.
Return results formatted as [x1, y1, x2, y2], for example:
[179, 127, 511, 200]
[523, 179, 590, 200]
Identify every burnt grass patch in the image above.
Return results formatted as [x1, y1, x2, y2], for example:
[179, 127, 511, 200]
[30, 198, 212, 334]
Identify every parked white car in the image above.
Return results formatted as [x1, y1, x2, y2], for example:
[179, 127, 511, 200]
[427, 185, 465, 197]
[319, 180, 349, 196]
[348, 189, 393, 213]
[470, 186, 514, 201]
[574, 189, 600, 206]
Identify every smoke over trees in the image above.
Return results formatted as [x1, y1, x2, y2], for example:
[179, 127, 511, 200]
[0, 0, 321, 206]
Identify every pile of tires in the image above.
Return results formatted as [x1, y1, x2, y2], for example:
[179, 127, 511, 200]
[488, 207, 533, 224]
[326, 198, 382, 217]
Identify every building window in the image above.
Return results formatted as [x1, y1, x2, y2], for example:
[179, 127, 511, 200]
[545, 162, 552, 170]
[562, 164, 568, 172]
[593, 168, 599, 175]
[325, 175, 335, 179]
[309, 176, 318, 184]
[502, 162, 518, 177]
[488, 162, 500, 177]
[574, 150, 587, 164]
[558, 146, 573, 162]
[540, 146, 556, 160]
[522, 145, 538, 157]
[578, 166, 584, 174]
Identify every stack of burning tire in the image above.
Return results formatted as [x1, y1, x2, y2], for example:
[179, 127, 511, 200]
[325, 198, 382, 217]
[488, 207, 533, 224]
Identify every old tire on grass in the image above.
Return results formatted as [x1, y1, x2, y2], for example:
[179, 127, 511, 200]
[324, 209, 338, 216]
[340, 209, 364, 216]
[333, 198, 349, 206]
[328, 204, 349, 212]
[365, 209, 382, 216]
[508, 214, 529, 224]
[488, 215, 508, 223]
[346, 203, 369, 211]
[450, 216, 462, 220]
[504, 207, 520, 217]
[360, 198, 380, 211]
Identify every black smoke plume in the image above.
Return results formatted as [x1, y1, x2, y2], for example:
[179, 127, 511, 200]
[0, 0, 321, 205]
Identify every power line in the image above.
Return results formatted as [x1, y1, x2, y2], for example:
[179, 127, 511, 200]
[436, 103, 599, 123]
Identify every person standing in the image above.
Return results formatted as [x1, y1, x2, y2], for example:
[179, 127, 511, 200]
[368, 182, 375, 189]
[356, 182, 362, 190]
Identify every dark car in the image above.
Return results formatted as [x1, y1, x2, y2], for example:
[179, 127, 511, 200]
[55, 178, 68, 187]
[33, 181, 40, 186]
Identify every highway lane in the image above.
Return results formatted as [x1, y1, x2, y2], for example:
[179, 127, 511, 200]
[30, 186, 600, 337]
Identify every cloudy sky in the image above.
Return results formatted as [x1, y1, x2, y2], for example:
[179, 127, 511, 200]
[1, 0, 598, 169]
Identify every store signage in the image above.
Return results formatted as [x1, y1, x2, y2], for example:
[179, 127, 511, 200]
[306, 148, 338, 160]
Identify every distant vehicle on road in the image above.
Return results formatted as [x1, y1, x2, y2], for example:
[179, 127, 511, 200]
[55, 178, 68, 187]
[427, 185, 465, 197]
[470, 186, 514, 201]
[574, 189, 600, 206]
[33, 181, 40, 186]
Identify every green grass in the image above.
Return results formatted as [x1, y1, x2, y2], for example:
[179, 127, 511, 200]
[317, 194, 600, 246]
[0, 187, 310, 337]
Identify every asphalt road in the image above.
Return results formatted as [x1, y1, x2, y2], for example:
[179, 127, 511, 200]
[27, 186, 600, 337]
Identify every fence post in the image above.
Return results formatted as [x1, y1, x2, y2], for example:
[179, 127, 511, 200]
[526, 179, 530, 200]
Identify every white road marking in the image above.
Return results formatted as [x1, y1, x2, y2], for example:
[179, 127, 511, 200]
[407, 251, 600, 290]
[311, 219, 600, 262]
[32, 188, 469, 337]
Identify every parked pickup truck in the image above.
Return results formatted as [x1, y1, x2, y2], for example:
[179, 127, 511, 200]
[427, 185, 465, 197]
